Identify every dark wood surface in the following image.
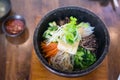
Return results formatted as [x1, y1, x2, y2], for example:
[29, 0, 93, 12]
[0, 0, 120, 80]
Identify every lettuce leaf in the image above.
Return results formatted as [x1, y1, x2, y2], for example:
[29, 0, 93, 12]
[62, 16, 80, 44]
[43, 21, 58, 39]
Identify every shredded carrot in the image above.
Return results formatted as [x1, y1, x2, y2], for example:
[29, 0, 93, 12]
[45, 48, 58, 57]
[42, 44, 57, 52]
[41, 42, 58, 58]
[41, 42, 57, 49]
[41, 42, 47, 48]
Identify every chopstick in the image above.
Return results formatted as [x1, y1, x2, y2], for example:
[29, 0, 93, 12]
[113, 0, 119, 7]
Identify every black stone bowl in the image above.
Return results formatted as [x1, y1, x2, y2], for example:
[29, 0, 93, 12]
[0, 0, 11, 21]
[33, 6, 110, 77]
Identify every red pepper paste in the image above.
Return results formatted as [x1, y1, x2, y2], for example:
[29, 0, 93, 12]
[5, 19, 24, 34]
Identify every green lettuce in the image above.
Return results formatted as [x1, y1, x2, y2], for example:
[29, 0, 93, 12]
[43, 21, 58, 39]
[62, 16, 80, 44]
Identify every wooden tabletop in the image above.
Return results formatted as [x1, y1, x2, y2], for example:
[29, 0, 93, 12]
[0, 0, 120, 80]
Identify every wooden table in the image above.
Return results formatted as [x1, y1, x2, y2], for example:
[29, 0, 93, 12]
[0, 0, 120, 80]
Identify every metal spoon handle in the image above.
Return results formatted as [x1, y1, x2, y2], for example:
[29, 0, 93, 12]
[113, 0, 119, 7]
[118, 74, 120, 80]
